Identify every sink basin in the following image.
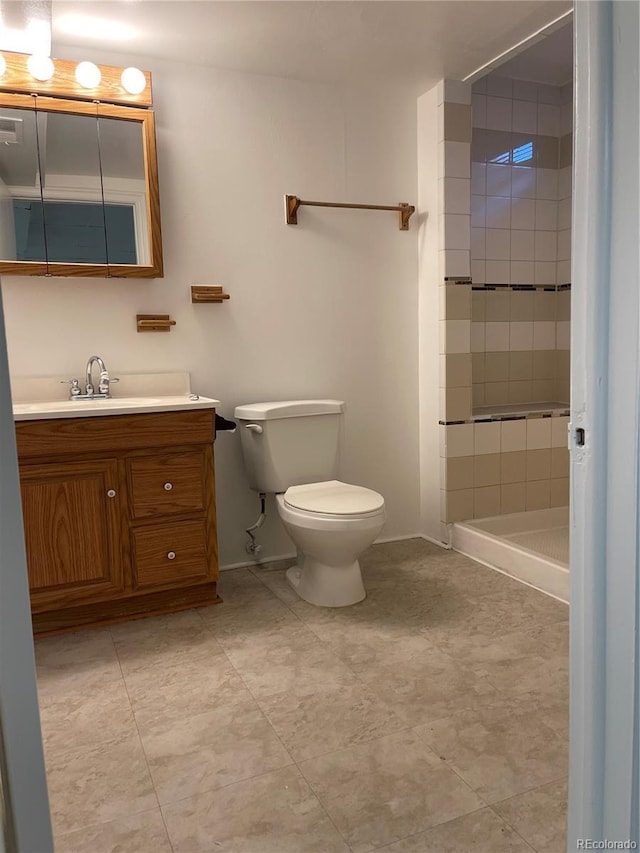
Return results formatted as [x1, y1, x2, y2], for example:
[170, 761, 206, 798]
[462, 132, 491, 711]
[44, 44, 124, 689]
[13, 395, 220, 421]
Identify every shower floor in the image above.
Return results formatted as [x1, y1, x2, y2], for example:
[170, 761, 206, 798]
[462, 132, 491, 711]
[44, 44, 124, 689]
[452, 507, 569, 602]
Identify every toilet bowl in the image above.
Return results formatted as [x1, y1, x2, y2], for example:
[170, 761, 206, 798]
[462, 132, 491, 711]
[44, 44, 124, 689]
[276, 480, 386, 607]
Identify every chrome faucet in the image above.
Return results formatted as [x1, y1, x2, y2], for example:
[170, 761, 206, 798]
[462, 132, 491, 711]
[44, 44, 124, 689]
[86, 355, 110, 397]
[61, 355, 119, 400]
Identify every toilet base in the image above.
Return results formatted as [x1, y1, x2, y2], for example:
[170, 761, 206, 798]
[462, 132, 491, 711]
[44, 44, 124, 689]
[286, 559, 366, 607]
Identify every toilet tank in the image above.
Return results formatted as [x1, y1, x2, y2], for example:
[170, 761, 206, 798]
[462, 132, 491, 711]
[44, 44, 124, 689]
[234, 400, 344, 493]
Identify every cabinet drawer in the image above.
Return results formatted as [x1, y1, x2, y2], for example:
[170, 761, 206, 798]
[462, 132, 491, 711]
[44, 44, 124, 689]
[132, 520, 210, 588]
[128, 450, 205, 518]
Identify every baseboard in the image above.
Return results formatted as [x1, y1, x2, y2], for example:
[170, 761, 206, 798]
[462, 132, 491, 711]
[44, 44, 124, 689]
[219, 532, 449, 572]
[220, 551, 296, 572]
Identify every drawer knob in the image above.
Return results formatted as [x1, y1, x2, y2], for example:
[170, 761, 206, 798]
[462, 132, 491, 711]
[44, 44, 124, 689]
[107, 489, 117, 498]
[164, 482, 173, 491]
[167, 551, 176, 560]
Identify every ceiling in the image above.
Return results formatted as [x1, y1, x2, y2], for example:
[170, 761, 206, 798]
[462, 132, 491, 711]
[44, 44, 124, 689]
[46, 0, 573, 95]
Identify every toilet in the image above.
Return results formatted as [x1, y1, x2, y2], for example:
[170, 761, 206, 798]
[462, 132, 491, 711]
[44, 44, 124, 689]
[234, 400, 386, 607]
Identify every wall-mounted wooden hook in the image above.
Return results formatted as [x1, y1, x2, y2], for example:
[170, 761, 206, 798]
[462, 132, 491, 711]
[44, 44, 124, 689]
[191, 286, 231, 304]
[136, 314, 176, 332]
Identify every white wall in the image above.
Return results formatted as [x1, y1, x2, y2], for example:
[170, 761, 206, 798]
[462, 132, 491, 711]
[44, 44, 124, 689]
[1, 48, 421, 567]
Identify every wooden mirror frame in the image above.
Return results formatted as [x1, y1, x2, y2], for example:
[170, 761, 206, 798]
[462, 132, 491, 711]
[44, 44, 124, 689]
[0, 53, 163, 278]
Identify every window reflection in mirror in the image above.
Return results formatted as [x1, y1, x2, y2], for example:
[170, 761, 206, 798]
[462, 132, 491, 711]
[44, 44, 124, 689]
[98, 116, 149, 266]
[0, 107, 46, 262]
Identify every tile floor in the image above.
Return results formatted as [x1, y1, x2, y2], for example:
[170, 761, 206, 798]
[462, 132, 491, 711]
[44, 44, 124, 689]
[35, 539, 569, 852]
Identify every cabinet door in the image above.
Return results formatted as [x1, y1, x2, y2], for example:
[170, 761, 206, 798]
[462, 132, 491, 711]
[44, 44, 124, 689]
[20, 459, 124, 611]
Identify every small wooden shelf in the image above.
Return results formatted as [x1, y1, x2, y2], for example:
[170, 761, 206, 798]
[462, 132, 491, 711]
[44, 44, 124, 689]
[136, 314, 176, 332]
[191, 286, 231, 304]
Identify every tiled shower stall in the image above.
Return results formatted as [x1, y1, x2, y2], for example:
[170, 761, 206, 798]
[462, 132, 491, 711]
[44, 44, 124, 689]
[437, 74, 571, 526]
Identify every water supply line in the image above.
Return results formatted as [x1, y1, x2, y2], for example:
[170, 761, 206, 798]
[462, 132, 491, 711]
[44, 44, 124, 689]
[245, 492, 266, 556]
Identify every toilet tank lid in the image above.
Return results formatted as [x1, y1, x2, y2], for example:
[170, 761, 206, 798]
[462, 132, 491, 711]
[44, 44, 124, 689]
[233, 400, 344, 420]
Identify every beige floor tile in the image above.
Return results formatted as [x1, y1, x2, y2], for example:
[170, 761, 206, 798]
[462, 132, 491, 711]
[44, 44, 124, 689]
[110, 609, 224, 675]
[258, 681, 407, 762]
[35, 627, 122, 696]
[198, 596, 303, 647]
[39, 679, 137, 752]
[124, 653, 254, 729]
[249, 566, 301, 604]
[493, 778, 567, 852]
[45, 730, 157, 836]
[162, 766, 350, 852]
[462, 620, 569, 697]
[215, 567, 280, 605]
[54, 808, 172, 853]
[225, 631, 355, 699]
[421, 584, 568, 659]
[299, 729, 484, 853]
[417, 696, 568, 804]
[377, 807, 535, 851]
[360, 645, 499, 728]
[140, 702, 293, 804]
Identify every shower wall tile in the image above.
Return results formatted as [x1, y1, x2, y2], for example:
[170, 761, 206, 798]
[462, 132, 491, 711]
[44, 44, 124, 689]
[471, 260, 486, 284]
[501, 419, 527, 452]
[486, 75, 513, 99]
[440, 353, 472, 388]
[444, 456, 475, 490]
[444, 102, 472, 142]
[526, 448, 551, 481]
[441, 283, 472, 320]
[551, 447, 569, 478]
[552, 416, 569, 448]
[550, 477, 570, 507]
[474, 453, 501, 487]
[526, 417, 552, 450]
[510, 230, 535, 261]
[474, 485, 501, 517]
[509, 290, 534, 321]
[441, 178, 471, 215]
[510, 261, 534, 284]
[442, 488, 474, 522]
[501, 451, 527, 484]
[442, 141, 472, 178]
[443, 423, 475, 458]
[526, 479, 551, 510]
[441, 319, 471, 353]
[485, 290, 510, 321]
[474, 421, 501, 455]
[441, 387, 472, 422]
[471, 162, 486, 194]
[501, 482, 527, 514]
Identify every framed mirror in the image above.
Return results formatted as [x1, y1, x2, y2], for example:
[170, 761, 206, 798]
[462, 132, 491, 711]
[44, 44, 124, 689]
[0, 61, 163, 278]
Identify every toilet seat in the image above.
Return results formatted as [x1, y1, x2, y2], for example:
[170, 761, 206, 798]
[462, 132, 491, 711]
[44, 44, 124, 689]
[284, 480, 384, 517]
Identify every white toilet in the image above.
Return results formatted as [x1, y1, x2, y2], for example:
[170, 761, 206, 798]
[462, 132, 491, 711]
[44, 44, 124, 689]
[234, 400, 385, 607]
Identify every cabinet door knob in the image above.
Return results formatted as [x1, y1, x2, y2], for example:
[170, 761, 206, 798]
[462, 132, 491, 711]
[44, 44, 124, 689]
[167, 551, 176, 560]
[107, 489, 117, 498]
[164, 482, 173, 491]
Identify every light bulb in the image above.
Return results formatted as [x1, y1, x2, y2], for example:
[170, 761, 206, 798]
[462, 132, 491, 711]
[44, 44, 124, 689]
[0, 54, 6, 77]
[121, 66, 145, 95]
[27, 54, 54, 82]
[75, 61, 101, 88]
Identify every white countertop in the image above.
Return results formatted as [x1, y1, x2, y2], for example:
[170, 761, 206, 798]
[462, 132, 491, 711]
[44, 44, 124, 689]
[11, 372, 219, 421]
[13, 395, 219, 421]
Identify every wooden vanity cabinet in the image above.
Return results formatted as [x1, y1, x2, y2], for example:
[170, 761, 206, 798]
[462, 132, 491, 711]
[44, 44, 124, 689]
[14, 409, 221, 634]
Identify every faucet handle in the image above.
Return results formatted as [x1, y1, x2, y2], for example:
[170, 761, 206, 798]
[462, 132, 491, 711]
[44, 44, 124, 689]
[60, 378, 81, 397]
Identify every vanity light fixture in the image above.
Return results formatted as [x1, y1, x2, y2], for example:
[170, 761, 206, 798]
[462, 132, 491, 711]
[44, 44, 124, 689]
[75, 61, 101, 89]
[121, 66, 146, 95]
[27, 54, 54, 82]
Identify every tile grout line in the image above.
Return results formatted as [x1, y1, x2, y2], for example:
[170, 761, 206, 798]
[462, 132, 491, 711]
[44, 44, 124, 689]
[107, 622, 176, 851]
